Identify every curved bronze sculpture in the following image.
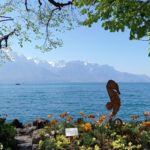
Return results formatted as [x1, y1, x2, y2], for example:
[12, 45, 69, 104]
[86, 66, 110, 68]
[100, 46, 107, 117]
[106, 80, 121, 118]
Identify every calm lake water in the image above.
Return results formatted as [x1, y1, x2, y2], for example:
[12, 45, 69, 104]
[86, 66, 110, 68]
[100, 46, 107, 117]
[0, 83, 150, 122]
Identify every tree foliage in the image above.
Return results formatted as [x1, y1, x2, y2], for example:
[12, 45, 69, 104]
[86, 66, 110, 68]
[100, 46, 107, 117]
[74, 0, 150, 54]
[0, 0, 75, 52]
[74, 0, 150, 40]
[0, 0, 150, 59]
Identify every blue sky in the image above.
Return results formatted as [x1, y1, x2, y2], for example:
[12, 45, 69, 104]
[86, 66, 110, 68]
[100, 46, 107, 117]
[12, 23, 150, 76]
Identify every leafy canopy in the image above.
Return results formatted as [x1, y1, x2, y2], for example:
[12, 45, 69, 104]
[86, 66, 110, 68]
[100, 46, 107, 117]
[0, 0, 75, 53]
[0, 0, 77, 63]
[74, 0, 150, 54]
[0, 0, 150, 59]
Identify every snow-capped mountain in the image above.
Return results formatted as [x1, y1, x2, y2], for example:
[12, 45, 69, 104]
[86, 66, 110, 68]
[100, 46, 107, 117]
[0, 54, 150, 83]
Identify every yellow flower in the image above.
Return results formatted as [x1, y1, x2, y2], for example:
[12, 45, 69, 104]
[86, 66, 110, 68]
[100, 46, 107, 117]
[92, 137, 96, 142]
[143, 121, 150, 127]
[47, 114, 52, 119]
[80, 111, 85, 115]
[94, 145, 100, 150]
[144, 112, 149, 116]
[137, 144, 142, 149]
[87, 147, 92, 150]
[77, 140, 80, 145]
[80, 146, 86, 150]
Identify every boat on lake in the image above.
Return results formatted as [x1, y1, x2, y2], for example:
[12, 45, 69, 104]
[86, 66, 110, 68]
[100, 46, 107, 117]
[15, 83, 21, 85]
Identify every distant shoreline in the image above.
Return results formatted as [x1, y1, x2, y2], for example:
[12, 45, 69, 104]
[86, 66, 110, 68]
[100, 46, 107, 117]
[0, 82, 150, 85]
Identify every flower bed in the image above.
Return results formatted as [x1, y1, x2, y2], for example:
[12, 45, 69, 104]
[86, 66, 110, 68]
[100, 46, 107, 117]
[38, 112, 150, 150]
[0, 112, 150, 150]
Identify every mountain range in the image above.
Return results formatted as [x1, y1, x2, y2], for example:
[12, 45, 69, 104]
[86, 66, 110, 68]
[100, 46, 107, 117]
[0, 54, 150, 83]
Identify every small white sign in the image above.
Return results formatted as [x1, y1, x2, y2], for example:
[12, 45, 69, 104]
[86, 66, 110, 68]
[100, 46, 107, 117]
[65, 128, 78, 137]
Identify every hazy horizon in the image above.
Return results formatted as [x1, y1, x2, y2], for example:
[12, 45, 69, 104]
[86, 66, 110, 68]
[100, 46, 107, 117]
[0, 53, 150, 84]
[11, 23, 150, 77]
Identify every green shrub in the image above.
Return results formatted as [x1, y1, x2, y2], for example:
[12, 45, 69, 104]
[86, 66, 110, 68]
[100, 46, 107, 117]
[0, 119, 16, 149]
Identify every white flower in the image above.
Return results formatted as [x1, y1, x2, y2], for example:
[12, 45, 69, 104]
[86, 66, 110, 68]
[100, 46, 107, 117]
[44, 133, 50, 137]
[0, 143, 3, 150]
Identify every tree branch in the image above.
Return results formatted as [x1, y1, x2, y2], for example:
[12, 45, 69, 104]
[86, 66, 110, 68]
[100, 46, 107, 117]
[0, 15, 13, 19]
[24, 0, 73, 11]
[44, 7, 59, 45]
[48, 0, 73, 9]
[25, 0, 30, 11]
[0, 29, 16, 48]
[0, 18, 14, 22]
[0, 16, 14, 22]
[38, 0, 42, 6]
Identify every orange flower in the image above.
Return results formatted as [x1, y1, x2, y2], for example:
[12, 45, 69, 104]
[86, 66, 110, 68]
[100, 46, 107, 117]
[80, 123, 92, 132]
[143, 121, 150, 127]
[130, 115, 139, 120]
[80, 124, 85, 128]
[84, 123, 92, 132]
[88, 114, 95, 118]
[144, 112, 150, 116]
[97, 115, 106, 123]
[47, 114, 52, 119]
[50, 119, 58, 125]
[66, 116, 73, 122]
[59, 112, 68, 118]
[80, 111, 85, 115]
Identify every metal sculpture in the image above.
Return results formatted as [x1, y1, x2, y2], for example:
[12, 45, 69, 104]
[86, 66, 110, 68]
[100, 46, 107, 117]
[106, 80, 121, 118]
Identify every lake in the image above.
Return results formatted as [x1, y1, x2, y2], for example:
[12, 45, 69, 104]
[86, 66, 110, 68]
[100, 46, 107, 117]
[0, 83, 150, 122]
